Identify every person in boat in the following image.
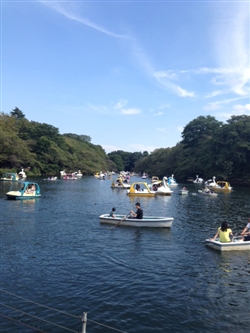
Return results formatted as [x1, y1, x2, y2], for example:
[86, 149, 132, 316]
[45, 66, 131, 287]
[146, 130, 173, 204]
[210, 221, 233, 243]
[129, 203, 143, 219]
[182, 186, 187, 190]
[152, 184, 158, 191]
[240, 218, 250, 241]
[135, 184, 141, 191]
[110, 207, 116, 218]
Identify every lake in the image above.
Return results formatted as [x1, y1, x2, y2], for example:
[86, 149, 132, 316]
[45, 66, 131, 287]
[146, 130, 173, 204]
[1, 176, 250, 333]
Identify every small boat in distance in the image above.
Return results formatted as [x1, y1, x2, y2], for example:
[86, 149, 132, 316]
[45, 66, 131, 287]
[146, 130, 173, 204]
[99, 214, 174, 228]
[6, 181, 41, 200]
[18, 168, 27, 179]
[179, 187, 189, 195]
[198, 189, 218, 197]
[127, 182, 155, 197]
[148, 177, 173, 195]
[111, 178, 131, 189]
[63, 174, 78, 180]
[167, 174, 178, 186]
[151, 176, 159, 183]
[205, 177, 232, 191]
[45, 176, 57, 181]
[193, 175, 203, 184]
[74, 170, 83, 178]
[1, 172, 19, 181]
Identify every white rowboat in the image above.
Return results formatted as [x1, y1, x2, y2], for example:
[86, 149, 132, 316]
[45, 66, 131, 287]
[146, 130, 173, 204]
[99, 214, 174, 228]
[205, 237, 250, 251]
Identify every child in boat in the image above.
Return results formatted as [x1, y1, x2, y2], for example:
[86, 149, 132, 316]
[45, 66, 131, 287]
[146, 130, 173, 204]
[210, 221, 233, 242]
[110, 207, 116, 218]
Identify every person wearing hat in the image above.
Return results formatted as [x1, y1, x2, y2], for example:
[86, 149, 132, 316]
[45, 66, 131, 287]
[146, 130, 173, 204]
[129, 202, 143, 219]
[110, 207, 116, 218]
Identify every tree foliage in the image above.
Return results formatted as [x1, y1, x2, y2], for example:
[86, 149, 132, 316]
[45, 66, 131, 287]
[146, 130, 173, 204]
[133, 115, 250, 184]
[0, 110, 116, 175]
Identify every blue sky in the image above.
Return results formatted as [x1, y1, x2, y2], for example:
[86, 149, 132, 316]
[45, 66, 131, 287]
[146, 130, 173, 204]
[1, 0, 249, 153]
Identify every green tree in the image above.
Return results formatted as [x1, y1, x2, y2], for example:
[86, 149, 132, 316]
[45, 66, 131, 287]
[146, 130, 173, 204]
[181, 115, 222, 148]
[10, 107, 25, 119]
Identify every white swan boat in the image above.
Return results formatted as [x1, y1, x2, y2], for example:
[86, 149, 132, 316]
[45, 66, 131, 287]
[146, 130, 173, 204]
[148, 177, 173, 195]
[18, 168, 27, 179]
[99, 214, 174, 228]
[205, 237, 250, 251]
[205, 177, 232, 191]
[74, 170, 83, 178]
[167, 174, 178, 186]
[193, 175, 203, 184]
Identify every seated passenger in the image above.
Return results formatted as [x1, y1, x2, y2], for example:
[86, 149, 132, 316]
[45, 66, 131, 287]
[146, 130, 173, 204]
[135, 184, 140, 191]
[210, 221, 233, 243]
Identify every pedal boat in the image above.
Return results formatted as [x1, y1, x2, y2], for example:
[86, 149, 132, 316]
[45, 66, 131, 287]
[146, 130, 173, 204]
[148, 177, 173, 195]
[198, 189, 218, 197]
[99, 214, 174, 228]
[204, 176, 232, 191]
[167, 174, 178, 186]
[126, 182, 155, 197]
[6, 181, 41, 200]
[111, 178, 130, 189]
[205, 237, 250, 251]
[1, 172, 19, 181]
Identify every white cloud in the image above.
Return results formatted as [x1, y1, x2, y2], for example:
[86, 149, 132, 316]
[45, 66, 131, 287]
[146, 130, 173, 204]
[177, 126, 184, 133]
[154, 71, 195, 98]
[154, 112, 163, 116]
[156, 128, 167, 133]
[102, 144, 120, 153]
[120, 108, 142, 115]
[129, 143, 159, 153]
[233, 104, 250, 112]
[113, 100, 128, 110]
[40, 1, 128, 39]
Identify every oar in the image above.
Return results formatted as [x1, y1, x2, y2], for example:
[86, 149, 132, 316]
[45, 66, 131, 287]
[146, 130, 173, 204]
[115, 213, 131, 228]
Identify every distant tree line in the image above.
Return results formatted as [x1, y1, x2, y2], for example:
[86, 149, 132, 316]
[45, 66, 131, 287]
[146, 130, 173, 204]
[133, 115, 250, 184]
[1, 108, 249, 184]
[0, 107, 116, 175]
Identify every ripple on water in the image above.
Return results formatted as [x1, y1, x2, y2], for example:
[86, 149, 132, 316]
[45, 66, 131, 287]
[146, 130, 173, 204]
[1, 177, 250, 332]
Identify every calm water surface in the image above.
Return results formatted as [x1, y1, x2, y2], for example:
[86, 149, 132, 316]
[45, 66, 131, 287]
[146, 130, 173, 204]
[0, 176, 250, 333]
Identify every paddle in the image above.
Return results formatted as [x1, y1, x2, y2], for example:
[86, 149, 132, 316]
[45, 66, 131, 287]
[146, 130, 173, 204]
[115, 212, 131, 227]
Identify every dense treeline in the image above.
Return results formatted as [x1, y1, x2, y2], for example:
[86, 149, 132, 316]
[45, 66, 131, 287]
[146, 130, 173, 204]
[108, 150, 149, 172]
[133, 115, 250, 184]
[0, 108, 117, 175]
[1, 108, 250, 184]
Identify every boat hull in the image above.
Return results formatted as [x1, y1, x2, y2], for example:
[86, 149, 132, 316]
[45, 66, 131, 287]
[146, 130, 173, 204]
[99, 214, 174, 228]
[198, 190, 218, 196]
[179, 190, 189, 195]
[6, 191, 41, 200]
[205, 238, 250, 251]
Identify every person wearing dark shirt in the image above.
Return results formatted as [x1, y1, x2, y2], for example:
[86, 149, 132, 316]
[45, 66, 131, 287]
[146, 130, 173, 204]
[130, 202, 143, 219]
